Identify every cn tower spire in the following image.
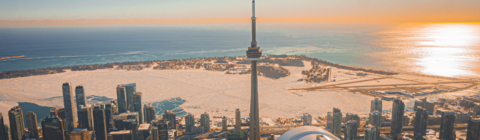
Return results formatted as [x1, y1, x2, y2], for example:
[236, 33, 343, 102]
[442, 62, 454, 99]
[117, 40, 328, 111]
[251, 0, 257, 48]
[246, 0, 261, 139]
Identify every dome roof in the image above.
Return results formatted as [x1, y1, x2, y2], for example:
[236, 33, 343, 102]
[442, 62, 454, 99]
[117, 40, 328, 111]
[277, 126, 340, 140]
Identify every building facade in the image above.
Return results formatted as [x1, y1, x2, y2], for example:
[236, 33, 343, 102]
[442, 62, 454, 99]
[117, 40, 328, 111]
[116, 85, 127, 113]
[75, 85, 87, 110]
[200, 112, 211, 132]
[371, 98, 382, 113]
[62, 82, 77, 132]
[333, 108, 342, 138]
[439, 111, 456, 140]
[133, 92, 143, 124]
[42, 116, 65, 140]
[93, 105, 107, 140]
[414, 107, 428, 138]
[8, 106, 25, 140]
[26, 111, 39, 139]
[391, 98, 405, 140]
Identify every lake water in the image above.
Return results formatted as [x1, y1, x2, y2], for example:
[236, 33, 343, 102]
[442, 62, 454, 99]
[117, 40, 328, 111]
[1, 22, 480, 78]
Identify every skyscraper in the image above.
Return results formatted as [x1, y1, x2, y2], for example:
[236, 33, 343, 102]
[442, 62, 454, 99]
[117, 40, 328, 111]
[124, 83, 136, 112]
[364, 125, 377, 140]
[116, 85, 127, 113]
[200, 112, 211, 132]
[344, 120, 358, 140]
[62, 82, 77, 132]
[26, 111, 39, 139]
[105, 102, 116, 132]
[391, 98, 404, 140]
[333, 108, 342, 138]
[57, 107, 68, 137]
[235, 109, 241, 130]
[369, 111, 382, 140]
[42, 116, 65, 140]
[467, 117, 480, 140]
[163, 110, 176, 129]
[185, 114, 194, 134]
[439, 111, 456, 140]
[222, 116, 227, 131]
[371, 98, 382, 113]
[133, 92, 143, 124]
[413, 107, 428, 138]
[78, 106, 94, 130]
[345, 113, 360, 125]
[75, 85, 87, 110]
[0, 113, 8, 140]
[93, 105, 107, 140]
[144, 104, 156, 124]
[4, 125, 10, 140]
[246, 0, 262, 139]
[303, 113, 312, 126]
[8, 106, 25, 140]
[137, 123, 151, 140]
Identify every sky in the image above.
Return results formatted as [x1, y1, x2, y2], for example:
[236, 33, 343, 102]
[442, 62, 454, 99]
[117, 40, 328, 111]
[1, 0, 480, 21]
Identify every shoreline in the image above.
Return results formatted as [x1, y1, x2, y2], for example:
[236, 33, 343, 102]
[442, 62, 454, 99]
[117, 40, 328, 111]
[0, 55, 438, 79]
[0, 55, 24, 60]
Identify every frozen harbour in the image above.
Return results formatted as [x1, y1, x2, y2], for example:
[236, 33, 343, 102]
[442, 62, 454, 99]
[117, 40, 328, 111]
[0, 60, 388, 123]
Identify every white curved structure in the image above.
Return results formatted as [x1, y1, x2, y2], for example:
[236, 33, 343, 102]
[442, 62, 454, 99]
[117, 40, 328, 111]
[277, 126, 340, 140]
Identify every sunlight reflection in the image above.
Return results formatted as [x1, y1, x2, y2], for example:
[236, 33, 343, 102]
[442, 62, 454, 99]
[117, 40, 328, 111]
[412, 23, 480, 77]
[415, 24, 478, 47]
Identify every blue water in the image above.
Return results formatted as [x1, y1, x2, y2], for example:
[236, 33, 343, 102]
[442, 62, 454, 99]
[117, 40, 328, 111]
[0, 22, 387, 72]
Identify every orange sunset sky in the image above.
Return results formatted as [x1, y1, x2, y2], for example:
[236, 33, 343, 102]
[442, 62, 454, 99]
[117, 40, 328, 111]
[1, 0, 479, 26]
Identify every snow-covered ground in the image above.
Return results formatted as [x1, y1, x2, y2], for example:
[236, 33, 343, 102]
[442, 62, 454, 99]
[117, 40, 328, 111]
[0, 60, 388, 123]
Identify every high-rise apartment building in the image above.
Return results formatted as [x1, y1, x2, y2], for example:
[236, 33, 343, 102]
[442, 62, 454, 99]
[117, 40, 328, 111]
[344, 120, 358, 140]
[93, 105, 107, 140]
[364, 125, 377, 140]
[371, 98, 382, 113]
[222, 116, 227, 131]
[104, 103, 116, 132]
[116, 85, 127, 113]
[144, 104, 156, 124]
[26, 111, 39, 139]
[185, 114, 195, 134]
[75, 85, 87, 110]
[200, 112, 211, 132]
[235, 109, 241, 130]
[62, 82, 77, 132]
[125, 83, 136, 112]
[345, 113, 360, 125]
[133, 92, 143, 124]
[0, 113, 8, 140]
[414, 107, 428, 138]
[78, 106, 94, 130]
[333, 108, 342, 138]
[163, 110, 176, 129]
[467, 117, 480, 140]
[8, 106, 25, 140]
[439, 111, 456, 140]
[369, 111, 382, 140]
[391, 98, 405, 140]
[42, 116, 65, 140]
[303, 113, 312, 126]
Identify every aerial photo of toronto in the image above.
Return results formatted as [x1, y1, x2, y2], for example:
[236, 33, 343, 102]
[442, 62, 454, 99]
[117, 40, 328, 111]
[0, 0, 480, 140]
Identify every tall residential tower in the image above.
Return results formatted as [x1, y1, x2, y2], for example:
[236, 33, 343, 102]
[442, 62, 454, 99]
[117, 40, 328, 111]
[63, 82, 77, 132]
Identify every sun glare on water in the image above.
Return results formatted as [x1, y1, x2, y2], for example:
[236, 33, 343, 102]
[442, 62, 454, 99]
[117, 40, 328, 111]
[412, 23, 480, 77]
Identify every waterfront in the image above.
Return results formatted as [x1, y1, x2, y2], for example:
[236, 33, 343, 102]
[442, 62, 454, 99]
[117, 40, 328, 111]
[1, 22, 480, 78]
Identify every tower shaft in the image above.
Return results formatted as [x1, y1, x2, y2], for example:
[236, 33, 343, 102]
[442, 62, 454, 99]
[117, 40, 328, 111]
[248, 1, 261, 140]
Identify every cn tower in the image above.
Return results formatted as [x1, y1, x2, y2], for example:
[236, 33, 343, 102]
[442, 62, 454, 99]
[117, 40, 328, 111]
[246, 0, 262, 140]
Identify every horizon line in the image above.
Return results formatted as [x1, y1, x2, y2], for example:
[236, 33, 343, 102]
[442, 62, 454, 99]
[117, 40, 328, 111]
[1, 17, 479, 27]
